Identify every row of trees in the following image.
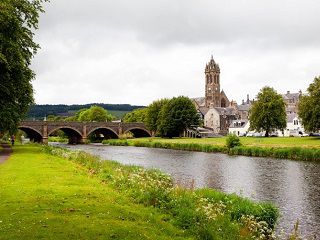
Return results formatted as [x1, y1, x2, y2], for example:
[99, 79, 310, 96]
[123, 96, 199, 137]
[248, 76, 320, 136]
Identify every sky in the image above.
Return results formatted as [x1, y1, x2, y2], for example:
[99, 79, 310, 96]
[32, 0, 320, 106]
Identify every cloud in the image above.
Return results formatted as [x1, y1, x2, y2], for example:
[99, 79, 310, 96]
[31, 0, 320, 105]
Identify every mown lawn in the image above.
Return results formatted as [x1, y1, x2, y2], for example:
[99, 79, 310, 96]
[128, 137, 320, 148]
[0, 145, 191, 240]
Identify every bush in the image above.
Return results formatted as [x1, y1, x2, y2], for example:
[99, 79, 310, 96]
[119, 132, 134, 140]
[226, 134, 242, 149]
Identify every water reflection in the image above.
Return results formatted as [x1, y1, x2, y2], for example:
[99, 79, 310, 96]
[58, 144, 320, 236]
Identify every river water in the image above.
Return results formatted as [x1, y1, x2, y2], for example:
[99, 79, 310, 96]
[58, 144, 320, 236]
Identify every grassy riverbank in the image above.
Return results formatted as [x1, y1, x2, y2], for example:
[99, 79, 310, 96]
[121, 137, 320, 148]
[0, 145, 279, 239]
[102, 137, 320, 161]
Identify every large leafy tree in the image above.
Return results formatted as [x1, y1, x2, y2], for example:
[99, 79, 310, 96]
[298, 76, 320, 132]
[249, 86, 286, 137]
[122, 108, 148, 123]
[77, 105, 113, 122]
[0, 0, 47, 134]
[157, 96, 199, 138]
[145, 98, 169, 133]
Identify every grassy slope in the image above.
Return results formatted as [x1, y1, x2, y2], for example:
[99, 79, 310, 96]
[127, 137, 320, 148]
[0, 145, 190, 240]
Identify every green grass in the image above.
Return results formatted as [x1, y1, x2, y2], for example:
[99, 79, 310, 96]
[48, 136, 68, 143]
[125, 137, 320, 148]
[0, 145, 190, 239]
[103, 138, 320, 161]
[0, 144, 279, 239]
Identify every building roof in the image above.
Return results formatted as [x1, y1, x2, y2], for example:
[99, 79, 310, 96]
[282, 92, 300, 102]
[237, 104, 251, 111]
[199, 106, 209, 116]
[192, 97, 206, 107]
[214, 107, 237, 115]
[229, 119, 249, 128]
[286, 112, 298, 122]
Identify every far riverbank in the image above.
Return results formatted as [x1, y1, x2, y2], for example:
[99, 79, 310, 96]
[102, 137, 320, 161]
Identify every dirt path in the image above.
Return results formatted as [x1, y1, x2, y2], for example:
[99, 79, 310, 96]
[0, 143, 12, 164]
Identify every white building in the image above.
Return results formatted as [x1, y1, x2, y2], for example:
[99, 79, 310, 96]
[228, 113, 306, 137]
[228, 120, 250, 136]
[278, 113, 305, 137]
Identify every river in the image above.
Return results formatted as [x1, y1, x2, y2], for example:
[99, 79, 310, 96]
[57, 143, 320, 236]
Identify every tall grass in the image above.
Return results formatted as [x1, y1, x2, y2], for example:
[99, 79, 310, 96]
[43, 145, 279, 240]
[229, 146, 320, 161]
[103, 139, 228, 153]
[103, 139, 320, 161]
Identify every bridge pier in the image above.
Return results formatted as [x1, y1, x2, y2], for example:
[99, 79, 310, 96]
[80, 137, 87, 144]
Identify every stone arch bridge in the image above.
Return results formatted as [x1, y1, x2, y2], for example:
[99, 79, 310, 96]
[19, 121, 151, 144]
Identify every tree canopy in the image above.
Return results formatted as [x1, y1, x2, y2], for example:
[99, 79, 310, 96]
[157, 96, 199, 138]
[249, 86, 286, 137]
[68, 106, 114, 122]
[145, 99, 169, 133]
[122, 108, 148, 123]
[298, 76, 320, 133]
[0, 0, 47, 134]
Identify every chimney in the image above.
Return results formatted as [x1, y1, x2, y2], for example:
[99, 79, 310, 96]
[287, 91, 290, 95]
[242, 99, 245, 105]
[246, 94, 249, 104]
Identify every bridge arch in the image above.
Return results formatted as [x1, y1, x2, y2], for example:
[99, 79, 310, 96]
[87, 127, 119, 140]
[124, 127, 151, 138]
[18, 126, 43, 143]
[48, 126, 83, 144]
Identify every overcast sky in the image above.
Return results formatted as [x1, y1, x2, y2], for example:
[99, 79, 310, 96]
[32, 0, 320, 106]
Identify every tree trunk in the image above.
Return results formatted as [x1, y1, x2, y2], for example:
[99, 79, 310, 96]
[265, 131, 269, 137]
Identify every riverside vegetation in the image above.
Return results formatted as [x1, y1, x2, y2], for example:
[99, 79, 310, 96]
[102, 136, 320, 161]
[0, 144, 283, 239]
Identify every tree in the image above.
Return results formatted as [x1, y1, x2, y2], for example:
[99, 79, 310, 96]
[146, 99, 169, 133]
[122, 108, 148, 123]
[0, 0, 47, 134]
[157, 96, 199, 138]
[249, 86, 286, 137]
[298, 76, 320, 132]
[77, 105, 113, 122]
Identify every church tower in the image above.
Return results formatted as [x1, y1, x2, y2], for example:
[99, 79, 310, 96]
[205, 56, 221, 108]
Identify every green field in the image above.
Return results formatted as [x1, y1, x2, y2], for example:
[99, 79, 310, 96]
[0, 145, 189, 239]
[127, 137, 320, 148]
[0, 145, 279, 239]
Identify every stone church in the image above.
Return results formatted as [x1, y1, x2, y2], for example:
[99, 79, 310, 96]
[193, 56, 237, 134]
[204, 56, 230, 108]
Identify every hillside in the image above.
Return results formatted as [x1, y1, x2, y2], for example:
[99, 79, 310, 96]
[26, 103, 145, 120]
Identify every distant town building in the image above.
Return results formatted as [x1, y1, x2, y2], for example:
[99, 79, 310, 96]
[193, 55, 305, 136]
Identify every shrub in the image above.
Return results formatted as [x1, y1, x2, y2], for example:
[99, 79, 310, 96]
[119, 132, 134, 140]
[226, 134, 241, 149]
